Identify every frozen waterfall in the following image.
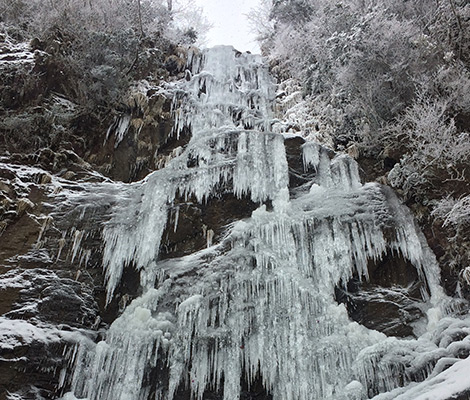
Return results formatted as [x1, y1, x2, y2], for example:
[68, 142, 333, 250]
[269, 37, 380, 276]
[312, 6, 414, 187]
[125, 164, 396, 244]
[63, 46, 467, 400]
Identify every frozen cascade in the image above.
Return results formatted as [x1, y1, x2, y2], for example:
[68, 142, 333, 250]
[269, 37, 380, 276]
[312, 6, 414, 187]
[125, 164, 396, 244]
[65, 46, 462, 400]
[101, 47, 288, 301]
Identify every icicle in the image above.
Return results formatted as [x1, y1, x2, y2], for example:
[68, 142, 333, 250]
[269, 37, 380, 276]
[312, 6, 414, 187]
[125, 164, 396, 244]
[206, 229, 214, 248]
[105, 113, 131, 147]
[302, 141, 321, 172]
[56, 232, 66, 261]
[35, 215, 53, 248]
[330, 154, 362, 190]
[70, 229, 84, 263]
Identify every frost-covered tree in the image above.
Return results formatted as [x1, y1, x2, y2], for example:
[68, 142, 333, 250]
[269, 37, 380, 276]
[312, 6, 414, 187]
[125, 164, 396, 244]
[387, 96, 470, 193]
[0, 0, 208, 108]
[0, 0, 171, 37]
[166, 0, 212, 45]
[264, 0, 469, 142]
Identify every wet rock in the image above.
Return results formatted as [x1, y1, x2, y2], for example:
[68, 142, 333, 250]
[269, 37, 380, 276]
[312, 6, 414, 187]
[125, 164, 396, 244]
[0, 285, 20, 316]
[0, 214, 42, 263]
[336, 253, 425, 337]
[367, 251, 420, 288]
[16, 198, 35, 215]
[161, 193, 258, 259]
[337, 283, 425, 337]
[284, 136, 308, 190]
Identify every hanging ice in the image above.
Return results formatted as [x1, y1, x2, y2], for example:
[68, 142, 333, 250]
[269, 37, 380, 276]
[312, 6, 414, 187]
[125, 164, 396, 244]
[64, 46, 466, 400]
[101, 47, 288, 302]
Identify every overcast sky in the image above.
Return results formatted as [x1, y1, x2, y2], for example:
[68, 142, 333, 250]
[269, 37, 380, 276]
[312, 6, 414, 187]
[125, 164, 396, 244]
[194, 0, 261, 53]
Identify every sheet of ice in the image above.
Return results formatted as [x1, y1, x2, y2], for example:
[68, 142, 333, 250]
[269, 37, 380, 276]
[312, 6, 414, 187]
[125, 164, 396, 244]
[67, 172, 455, 400]
[173, 46, 276, 136]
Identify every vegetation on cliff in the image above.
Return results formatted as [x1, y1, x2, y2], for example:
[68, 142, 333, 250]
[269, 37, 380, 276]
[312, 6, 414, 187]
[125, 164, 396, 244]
[0, 0, 206, 168]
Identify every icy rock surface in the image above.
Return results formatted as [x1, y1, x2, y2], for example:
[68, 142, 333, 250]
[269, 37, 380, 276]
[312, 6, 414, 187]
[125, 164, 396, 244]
[64, 46, 468, 400]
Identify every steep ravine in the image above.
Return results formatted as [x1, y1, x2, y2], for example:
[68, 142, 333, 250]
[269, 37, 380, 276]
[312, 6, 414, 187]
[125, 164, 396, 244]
[0, 44, 470, 400]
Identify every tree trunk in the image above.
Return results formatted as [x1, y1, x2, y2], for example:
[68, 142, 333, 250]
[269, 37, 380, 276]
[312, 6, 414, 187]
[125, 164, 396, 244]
[448, 0, 463, 59]
[137, 0, 144, 37]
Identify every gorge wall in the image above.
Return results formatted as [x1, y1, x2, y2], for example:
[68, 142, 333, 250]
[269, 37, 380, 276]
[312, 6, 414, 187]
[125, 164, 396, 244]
[1, 40, 470, 400]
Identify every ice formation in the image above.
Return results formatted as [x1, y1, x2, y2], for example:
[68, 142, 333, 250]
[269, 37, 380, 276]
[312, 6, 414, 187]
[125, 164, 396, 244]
[63, 46, 469, 400]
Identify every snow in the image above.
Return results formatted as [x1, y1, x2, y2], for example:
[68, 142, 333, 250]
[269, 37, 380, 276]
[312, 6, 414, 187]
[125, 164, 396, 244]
[372, 356, 470, 400]
[0, 40, 37, 69]
[178, 294, 204, 310]
[0, 161, 60, 194]
[343, 380, 366, 400]
[0, 317, 62, 350]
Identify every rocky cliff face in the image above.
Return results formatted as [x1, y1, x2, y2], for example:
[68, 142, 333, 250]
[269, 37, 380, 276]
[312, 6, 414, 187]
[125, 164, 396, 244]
[1, 41, 470, 400]
[0, 34, 187, 399]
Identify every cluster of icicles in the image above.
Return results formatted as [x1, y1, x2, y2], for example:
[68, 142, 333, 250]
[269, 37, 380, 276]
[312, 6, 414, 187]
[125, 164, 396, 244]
[63, 46, 465, 400]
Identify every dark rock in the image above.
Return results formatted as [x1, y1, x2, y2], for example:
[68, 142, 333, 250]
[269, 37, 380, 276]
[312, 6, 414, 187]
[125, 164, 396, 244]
[161, 193, 258, 259]
[452, 391, 470, 400]
[30, 38, 45, 51]
[0, 285, 20, 316]
[336, 252, 425, 337]
[367, 251, 420, 288]
[284, 136, 309, 190]
[0, 339, 68, 400]
[0, 213, 42, 263]
[165, 55, 186, 75]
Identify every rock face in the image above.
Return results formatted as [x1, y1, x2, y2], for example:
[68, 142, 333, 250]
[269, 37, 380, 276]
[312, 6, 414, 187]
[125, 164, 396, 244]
[355, 149, 470, 302]
[1, 44, 470, 400]
[0, 34, 181, 399]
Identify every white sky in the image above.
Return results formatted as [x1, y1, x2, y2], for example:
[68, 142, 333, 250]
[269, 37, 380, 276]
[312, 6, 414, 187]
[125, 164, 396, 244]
[194, 0, 261, 53]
